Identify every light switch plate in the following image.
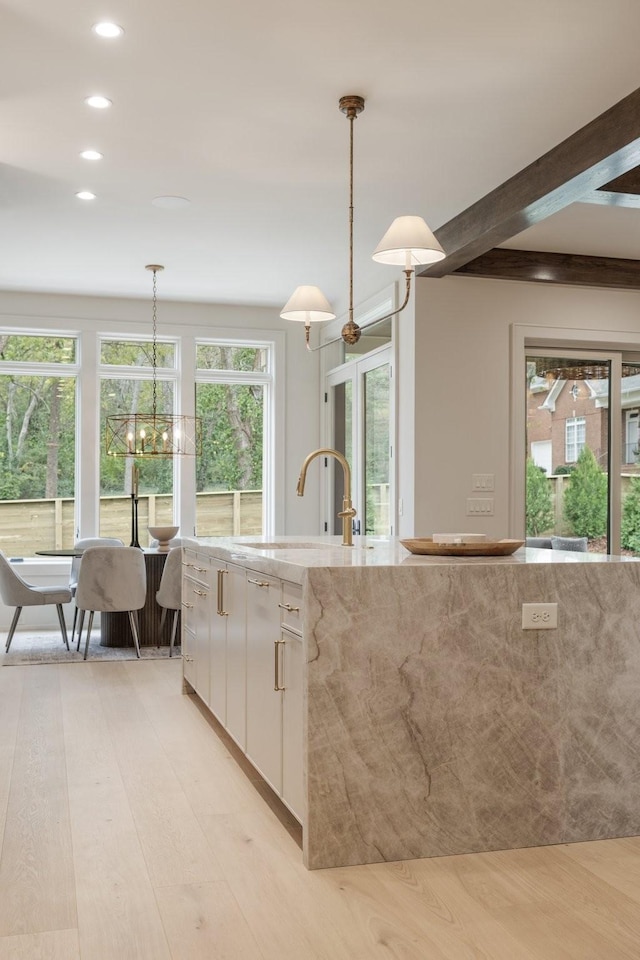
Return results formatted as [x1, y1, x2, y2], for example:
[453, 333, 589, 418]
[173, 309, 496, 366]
[466, 497, 494, 516]
[472, 473, 495, 491]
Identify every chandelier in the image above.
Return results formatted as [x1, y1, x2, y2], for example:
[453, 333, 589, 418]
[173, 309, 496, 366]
[533, 357, 638, 380]
[280, 95, 446, 350]
[105, 265, 202, 457]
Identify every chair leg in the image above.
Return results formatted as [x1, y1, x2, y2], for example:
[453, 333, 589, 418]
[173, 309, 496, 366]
[159, 607, 167, 632]
[56, 604, 70, 650]
[169, 609, 179, 657]
[128, 611, 141, 658]
[71, 605, 78, 647]
[76, 610, 85, 652]
[83, 611, 95, 660]
[5, 607, 22, 652]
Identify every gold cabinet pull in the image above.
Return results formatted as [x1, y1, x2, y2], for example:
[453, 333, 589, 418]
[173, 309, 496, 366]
[181, 601, 194, 609]
[217, 569, 229, 616]
[247, 578, 270, 588]
[278, 602, 299, 613]
[193, 564, 208, 573]
[193, 588, 208, 597]
[183, 654, 194, 662]
[274, 637, 285, 691]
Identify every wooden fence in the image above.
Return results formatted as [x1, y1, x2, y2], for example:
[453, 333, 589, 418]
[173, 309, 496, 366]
[0, 490, 262, 557]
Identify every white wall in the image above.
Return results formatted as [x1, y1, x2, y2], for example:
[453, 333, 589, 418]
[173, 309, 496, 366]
[398, 275, 640, 538]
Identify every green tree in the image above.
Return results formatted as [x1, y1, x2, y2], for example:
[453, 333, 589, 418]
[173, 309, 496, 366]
[622, 476, 640, 552]
[525, 459, 554, 535]
[563, 446, 607, 539]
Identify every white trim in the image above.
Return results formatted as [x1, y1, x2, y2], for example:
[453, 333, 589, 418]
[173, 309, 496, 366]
[511, 323, 640, 550]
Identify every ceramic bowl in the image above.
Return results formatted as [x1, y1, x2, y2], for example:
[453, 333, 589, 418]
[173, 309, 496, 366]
[148, 525, 179, 551]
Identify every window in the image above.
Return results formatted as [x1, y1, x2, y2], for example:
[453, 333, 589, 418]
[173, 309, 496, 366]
[194, 341, 272, 537]
[565, 417, 586, 463]
[327, 347, 394, 537]
[0, 334, 77, 555]
[99, 337, 177, 545]
[0, 323, 279, 553]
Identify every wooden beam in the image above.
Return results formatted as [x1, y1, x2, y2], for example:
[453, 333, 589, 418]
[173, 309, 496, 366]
[453, 248, 640, 290]
[579, 190, 640, 209]
[419, 87, 640, 278]
[599, 167, 640, 194]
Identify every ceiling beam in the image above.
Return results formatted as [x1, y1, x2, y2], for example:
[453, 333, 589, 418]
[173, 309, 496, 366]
[453, 248, 640, 290]
[419, 86, 640, 278]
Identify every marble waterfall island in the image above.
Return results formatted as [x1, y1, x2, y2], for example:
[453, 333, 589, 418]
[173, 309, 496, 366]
[182, 536, 640, 870]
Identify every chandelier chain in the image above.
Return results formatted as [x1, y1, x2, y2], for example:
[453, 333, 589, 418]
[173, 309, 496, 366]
[151, 268, 158, 416]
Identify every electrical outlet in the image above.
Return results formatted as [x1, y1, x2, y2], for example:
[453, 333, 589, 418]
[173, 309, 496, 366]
[522, 602, 558, 629]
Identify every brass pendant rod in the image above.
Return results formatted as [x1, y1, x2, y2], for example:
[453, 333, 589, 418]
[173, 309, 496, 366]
[349, 111, 354, 326]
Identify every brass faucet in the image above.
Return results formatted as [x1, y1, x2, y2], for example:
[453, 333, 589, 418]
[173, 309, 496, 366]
[296, 448, 357, 546]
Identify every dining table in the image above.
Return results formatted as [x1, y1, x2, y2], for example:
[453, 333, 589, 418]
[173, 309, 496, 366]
[35, 547, 174, 647]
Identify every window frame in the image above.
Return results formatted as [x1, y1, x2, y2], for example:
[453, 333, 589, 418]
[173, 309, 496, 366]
[0, 319, 283, 548]
[565, 416, 586, 463]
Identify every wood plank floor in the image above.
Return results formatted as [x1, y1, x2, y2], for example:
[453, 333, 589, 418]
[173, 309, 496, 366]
[1, 656, 640, 959]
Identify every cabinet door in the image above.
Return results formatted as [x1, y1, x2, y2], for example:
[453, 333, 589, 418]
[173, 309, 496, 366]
[209, 566, 226, 724]
[223, 562, 247, 749]
[192, 567, 212, 706]
[282, 628, 304, 822]
[245, 572, 282, 793]
[182, 625, 196, 688]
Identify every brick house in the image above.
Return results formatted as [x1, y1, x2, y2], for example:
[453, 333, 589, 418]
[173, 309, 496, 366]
[527, 376, 640, 475]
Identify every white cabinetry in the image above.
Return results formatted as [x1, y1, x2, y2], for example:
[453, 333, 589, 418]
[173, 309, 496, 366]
[211, 560, 246, 745]
[182, 549, 305, 823]
[182, 550, 212, 705]
[246, 574, 304, 820]
[246, 573, 282, 792]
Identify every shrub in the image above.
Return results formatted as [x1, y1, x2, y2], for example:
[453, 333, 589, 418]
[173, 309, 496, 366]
[622, 476, 640, 552]
[563, 446, 607, 539]
[525, 458, 554, 535]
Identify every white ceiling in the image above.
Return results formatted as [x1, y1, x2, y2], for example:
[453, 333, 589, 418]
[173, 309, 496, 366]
[2, 0, 640, 317]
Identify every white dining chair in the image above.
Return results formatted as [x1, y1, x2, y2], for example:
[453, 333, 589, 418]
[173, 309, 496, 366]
[0, 551, 72, 652]
[69, 537, 123, 646]
[155, 546, 182, 656]
[75, 546, 147, 660]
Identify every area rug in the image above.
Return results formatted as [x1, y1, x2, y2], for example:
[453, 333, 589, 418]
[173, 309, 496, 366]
[1, 632, 181, 666]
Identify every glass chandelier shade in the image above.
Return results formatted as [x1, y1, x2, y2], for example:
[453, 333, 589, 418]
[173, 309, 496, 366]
[105, 265, 203, 458]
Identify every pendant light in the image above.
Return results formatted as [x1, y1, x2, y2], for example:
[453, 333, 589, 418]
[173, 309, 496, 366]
[281, 95, 446, 350]
[105, 265, 202, 457]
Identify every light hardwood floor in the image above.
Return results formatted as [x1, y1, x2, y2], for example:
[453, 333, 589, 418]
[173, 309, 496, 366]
[1, 656, 640, 959]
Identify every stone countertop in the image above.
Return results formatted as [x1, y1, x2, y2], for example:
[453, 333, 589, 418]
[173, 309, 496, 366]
[182, 535, 636, 584]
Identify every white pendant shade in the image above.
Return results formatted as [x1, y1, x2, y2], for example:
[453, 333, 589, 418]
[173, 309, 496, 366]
[372, 215, 445, 266]
[280, 285, 336, 322]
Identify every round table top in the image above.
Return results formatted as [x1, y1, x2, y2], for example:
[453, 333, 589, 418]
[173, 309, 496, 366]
[35, 549, 84, 557]
[35, 547, 167, 557]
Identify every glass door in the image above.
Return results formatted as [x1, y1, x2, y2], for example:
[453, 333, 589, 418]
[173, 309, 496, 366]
[327, 346, 394, 538]
[525, 350, 640, 556]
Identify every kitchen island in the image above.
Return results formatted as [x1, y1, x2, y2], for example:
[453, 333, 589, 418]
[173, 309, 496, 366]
[182, 535, 640, 869]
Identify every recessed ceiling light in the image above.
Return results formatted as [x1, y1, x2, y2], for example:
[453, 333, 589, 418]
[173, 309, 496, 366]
[152, 196, 191, 209]
[92, 22, 124, 38]
[85, 95, 112, 109]
[76, 191, 96, 200]
[80, 149, 103, 161]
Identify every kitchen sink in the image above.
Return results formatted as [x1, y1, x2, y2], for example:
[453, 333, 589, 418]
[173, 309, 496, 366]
[235, 541, 333, 550]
